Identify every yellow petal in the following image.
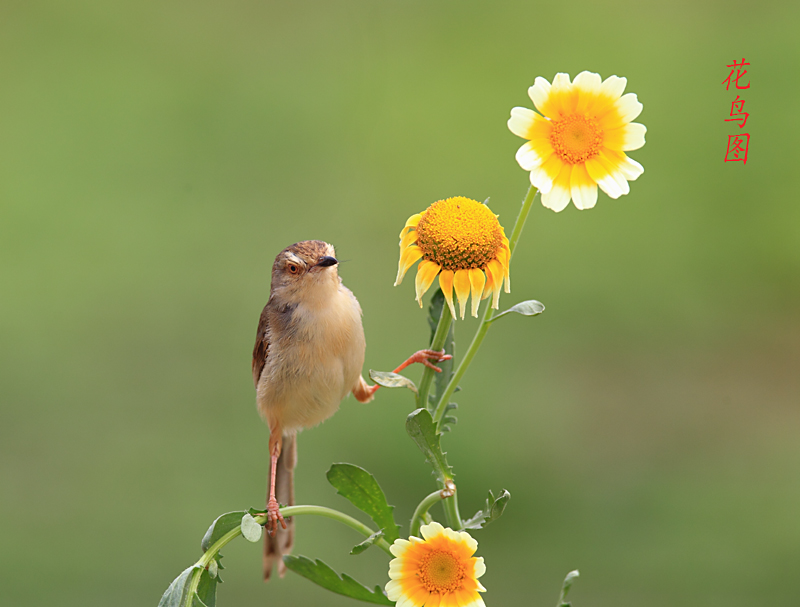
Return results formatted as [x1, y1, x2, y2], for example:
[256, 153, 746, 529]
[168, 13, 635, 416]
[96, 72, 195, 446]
[415, 260, 441, 307]
[438, 270, 457, 319]
[394, 245, 423, 286]
[399, 213, 422, 239]
[400, 228, 418, 250]
[453, 269, 471, 320]
[468, 268, 486, 318]
[481, 264, 494, 300]
[485, 259, 504, 309]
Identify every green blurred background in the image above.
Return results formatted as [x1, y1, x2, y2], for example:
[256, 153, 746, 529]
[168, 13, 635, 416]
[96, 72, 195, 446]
[1, 0, 798, 605]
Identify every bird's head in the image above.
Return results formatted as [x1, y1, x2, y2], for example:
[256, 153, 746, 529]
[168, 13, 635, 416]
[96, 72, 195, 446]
[270, 240, 341, 304]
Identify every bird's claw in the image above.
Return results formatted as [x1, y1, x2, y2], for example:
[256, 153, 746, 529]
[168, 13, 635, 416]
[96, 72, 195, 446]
[266, 497, 286, 536]
[413, 349, 452, 372]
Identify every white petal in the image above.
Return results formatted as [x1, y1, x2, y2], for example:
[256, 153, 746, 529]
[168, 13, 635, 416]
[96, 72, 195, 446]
[529, 163, 554, 193]
[573, 71, 601, 96]
[571, 175, 598, 210]
[615, 93, 643, 123]
[552, 72, 572, 90]
[600, 75, 627, 101]
[386, 579, 403, 600]
[541, 180, 571, 212]
[474, 556, 486, 578]
[515, 140, 551, 170]
[527, 76, 551, 112]
[390, 539, 411, 557]
[617, 155, 644, 180]
[621, 122, 646, 151]
[508, 106, 537, 139]
[586, 159, 623, 199]
[420, 521, 445, 540]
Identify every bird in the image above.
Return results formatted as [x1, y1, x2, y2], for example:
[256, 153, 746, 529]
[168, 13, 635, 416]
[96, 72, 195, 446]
[252, 240, 451, 580]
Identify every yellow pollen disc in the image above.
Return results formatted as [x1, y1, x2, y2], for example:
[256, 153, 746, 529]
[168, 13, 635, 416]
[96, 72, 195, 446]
[418, 550, 465, 593]
[415, 197, 502, 272]
[549, 114, 603, 164]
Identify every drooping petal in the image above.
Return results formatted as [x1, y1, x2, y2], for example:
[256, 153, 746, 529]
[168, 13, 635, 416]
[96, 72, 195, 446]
[468, 268, 486, 318]
[415, 260, 441, 307]
[394, 244, 423, 286]
[481, 263, 495, 301]
[400, 228, 419, 250]
[453, 269, 472, 320]
[485, 259, 504, 309]
[438, 270, 457, 319]
[399, 213, 422, 239]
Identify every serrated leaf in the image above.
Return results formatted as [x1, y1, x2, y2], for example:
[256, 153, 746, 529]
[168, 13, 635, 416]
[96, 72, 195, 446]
[369, 370, 417, 394]
[158, 566, 199, 607]
[283, 556, 393, 605]
[194, 568, 218, 607]
[350, 529, 385, 555]
[557, 570, 580, 607]
[461, 489, 511, 530]
[240, 513, 262, 543]
[327, 464, 400, 543]
[405, 408, 453, 484]
[489, 300, 545, 322]
[201, 511, 247, 552]
[427, 289, 455, 412]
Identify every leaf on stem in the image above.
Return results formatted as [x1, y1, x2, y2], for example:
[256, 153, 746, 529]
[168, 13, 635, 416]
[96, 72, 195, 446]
[369, 370, 417, 394]
[557, 570, 580, 607]
[326, 463, 400, 543]
[194, 568, 218, 607]
[200, 511, 248, 552]
[405, 408, 453, 484]
[350, 529, 385, 555]
[488, 300, 545, 322]
[158, 566, 198, 607]
[240, 513, 263, 543]
[283, 556, 393, 606]
[427, 289, 455, 413]
[461, 489, 511, 530]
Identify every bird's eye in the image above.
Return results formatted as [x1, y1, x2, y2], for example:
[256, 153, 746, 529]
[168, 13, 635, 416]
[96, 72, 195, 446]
[287, 264, 300, 275]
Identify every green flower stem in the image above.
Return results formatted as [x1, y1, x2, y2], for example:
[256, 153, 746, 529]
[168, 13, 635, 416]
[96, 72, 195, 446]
[432, 185, 538, 426]
[183, 505, 394, 605]
[409, 490, 446, 537]
[441, 486, 462, 531]
[416, 302, 454, 410]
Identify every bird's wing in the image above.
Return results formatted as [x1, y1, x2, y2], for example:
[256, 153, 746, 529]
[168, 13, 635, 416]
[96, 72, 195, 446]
[252, 304, 270, 387]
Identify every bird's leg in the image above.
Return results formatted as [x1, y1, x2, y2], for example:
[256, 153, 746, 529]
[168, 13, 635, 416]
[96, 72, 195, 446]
[353, 349, 452, 402]
[266, 433, 287, 536]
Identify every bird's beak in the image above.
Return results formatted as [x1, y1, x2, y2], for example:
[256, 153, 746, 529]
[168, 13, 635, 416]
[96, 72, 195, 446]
[315, 256, 338, 269]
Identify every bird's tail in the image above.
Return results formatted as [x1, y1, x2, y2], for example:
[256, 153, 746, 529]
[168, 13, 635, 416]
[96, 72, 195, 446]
[263, 433, 296, 581]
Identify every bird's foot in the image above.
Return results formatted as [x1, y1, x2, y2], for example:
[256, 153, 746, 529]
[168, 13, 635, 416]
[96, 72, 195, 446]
[401, 349, 453, 372]
[266, 497, 286, 536]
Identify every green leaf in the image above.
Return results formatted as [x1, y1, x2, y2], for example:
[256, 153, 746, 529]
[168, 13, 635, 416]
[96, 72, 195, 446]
[427, 289, 455, 413]
[158, 566, 199, 607]
[326, 463, 400, 543]
[350, 529, 385, 555]
[283, 556, 393, 605]
[461, 489, 511, 529]
[369, 370, 417, 394]
[240, 513, 262, 543]
[405, 408, 453, 484]
[201, 511, 247, 552]
[488, 299, 545, 322]
[194, 568, 218, 607]
[557, 570, 580, 607]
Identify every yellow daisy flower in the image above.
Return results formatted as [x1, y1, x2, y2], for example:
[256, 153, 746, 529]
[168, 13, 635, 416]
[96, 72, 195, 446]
[385, 522, 487, 607]
[508, 71, 646, 212]
[394, 197, 511, 319]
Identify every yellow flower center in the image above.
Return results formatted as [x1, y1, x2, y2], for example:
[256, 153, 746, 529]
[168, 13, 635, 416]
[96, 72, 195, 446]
[415, 197, 502, 271]
[418, 550, 465, 593]
[549, 114, 603, 164]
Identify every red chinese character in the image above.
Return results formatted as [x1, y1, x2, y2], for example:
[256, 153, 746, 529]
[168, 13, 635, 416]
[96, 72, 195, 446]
[724, 95, 749, 128]
[722, 58, 750, 90]
[724, 133, 750, 164]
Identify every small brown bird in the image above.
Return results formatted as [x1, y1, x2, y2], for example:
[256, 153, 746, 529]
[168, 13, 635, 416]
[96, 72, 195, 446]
[253, 240, 449, 579]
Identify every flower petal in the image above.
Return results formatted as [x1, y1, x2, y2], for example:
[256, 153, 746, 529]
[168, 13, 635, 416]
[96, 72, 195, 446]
[508, 106, 537, 139]
[570, 163, 598, 210]
[400, 228, 419, 250]
[527, 76, 551, 115]
[541, 163, 573, 212]
[453, 270, 471, 320]
[415, 260, 441, 307]
[399, 213, 422, 239]
[485, 259, 504, 309]
[438, 270, 457, 319]
[515, 138, 553, 170]
[602, 122, 646, 151]
[394, 245, 423, 286]
[468, 268, 485, 318]
[573, 70, 602, 115]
